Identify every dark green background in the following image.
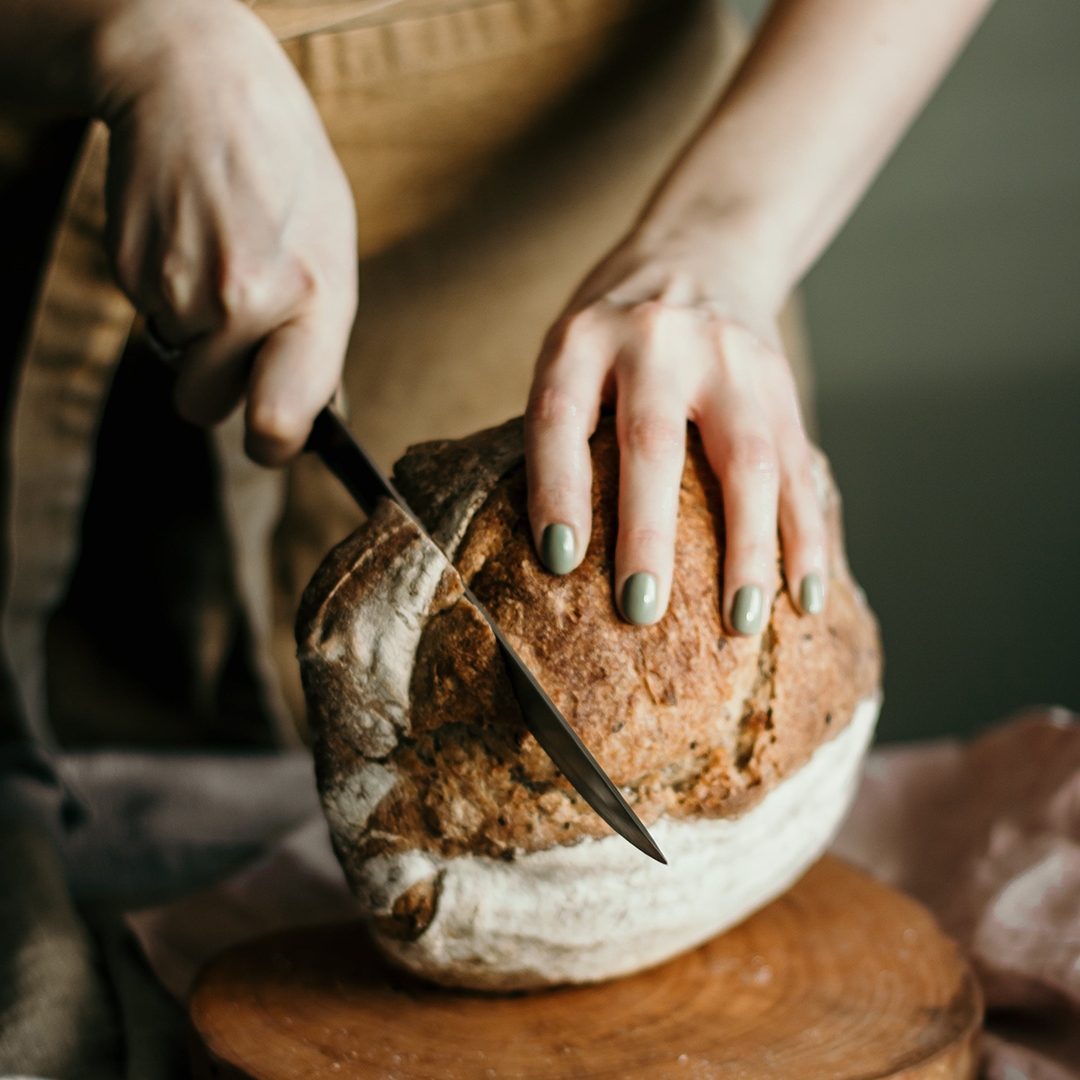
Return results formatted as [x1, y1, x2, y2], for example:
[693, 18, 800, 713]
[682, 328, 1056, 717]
[736, 0, 1080, 741]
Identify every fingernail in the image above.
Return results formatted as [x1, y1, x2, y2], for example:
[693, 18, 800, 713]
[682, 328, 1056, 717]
[621, 572, 658, 625]
[731, 584, 765, 635]
[540, 524, 577, 575]
[799, 572, 824, 615]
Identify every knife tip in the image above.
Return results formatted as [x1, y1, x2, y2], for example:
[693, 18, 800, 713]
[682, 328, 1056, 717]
[626, 826, 667, 865]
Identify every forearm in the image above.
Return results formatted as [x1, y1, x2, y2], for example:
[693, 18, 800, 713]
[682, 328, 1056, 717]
[637, 0, 995, 310]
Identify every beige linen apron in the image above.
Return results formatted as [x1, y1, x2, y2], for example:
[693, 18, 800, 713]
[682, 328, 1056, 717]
[3, 0, 808, 750]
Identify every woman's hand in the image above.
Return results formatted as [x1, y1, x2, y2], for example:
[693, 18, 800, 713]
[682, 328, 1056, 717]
[525, 0, 993, 632]
[525, 231, 825, 633]
[93, 0, 357, 464]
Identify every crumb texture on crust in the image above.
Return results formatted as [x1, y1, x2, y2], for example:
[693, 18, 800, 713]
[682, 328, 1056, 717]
[368, 696, 880, 990]
[297, 417, 881, 876]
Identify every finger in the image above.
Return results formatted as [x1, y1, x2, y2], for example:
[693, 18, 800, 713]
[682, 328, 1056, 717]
[172, 328, 249, 427]
[613, 314, 693, 625]
[171, 331, 282, 432]
[243, 308, 350, 464]
[525, 311, 610, 576]
[696, 332, 781, 636]
[759, 356, 828, 615]
[170, 252, 352, 434]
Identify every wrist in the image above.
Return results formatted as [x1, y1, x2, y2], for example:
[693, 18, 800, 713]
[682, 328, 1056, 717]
[628, 194, 797, 329]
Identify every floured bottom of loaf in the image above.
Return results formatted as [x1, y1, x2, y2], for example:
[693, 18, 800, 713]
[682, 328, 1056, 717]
[358, 697, 880, 990]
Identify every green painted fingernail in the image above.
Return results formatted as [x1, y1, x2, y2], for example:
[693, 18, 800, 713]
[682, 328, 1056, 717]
[541, 523, 576, 575]
[622, 572, 658, 625]
[731, 584, 765, 635]
[799, 572, 824, 615]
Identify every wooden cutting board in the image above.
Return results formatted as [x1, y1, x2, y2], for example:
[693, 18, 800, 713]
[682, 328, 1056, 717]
[189, 856, 982, 1080]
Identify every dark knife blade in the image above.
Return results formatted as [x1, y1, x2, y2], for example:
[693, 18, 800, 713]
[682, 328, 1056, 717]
[306, 406, 666, 864]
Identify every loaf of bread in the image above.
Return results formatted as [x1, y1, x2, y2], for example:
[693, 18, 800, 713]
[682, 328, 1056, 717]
[297, 417, 881, 989]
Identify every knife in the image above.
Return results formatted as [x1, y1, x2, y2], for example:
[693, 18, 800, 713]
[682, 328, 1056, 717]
[306, 406, 666, 864]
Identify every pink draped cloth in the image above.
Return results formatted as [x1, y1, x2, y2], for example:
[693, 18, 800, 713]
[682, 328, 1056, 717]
[129, 708, 1080, 1079]
[834, 707, 1080, 1079]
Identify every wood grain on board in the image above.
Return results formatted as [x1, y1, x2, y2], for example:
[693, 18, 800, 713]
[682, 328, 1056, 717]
[189, 856, 982, 1080]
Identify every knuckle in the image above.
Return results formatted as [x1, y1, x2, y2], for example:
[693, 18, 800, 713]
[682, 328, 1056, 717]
[217, 256, 264, 321]
[726, 433, 778, 478]
[621, 414, 684, 461]
[160, 248, 200, 316]
[620, 524, 669, 551]
[218, 252, 319, 326]
[725, 533, 771, 567]
[631, 299, 666, 332]
[565, 305, 605, 341]
[527, 386, 583, 430]
[548, 309, 597, 354]
[530, 478, 578, 512]
[291, 259, 320, 304]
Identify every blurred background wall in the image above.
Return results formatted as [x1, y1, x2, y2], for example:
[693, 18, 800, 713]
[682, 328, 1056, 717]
[735, 0, 1080, 741]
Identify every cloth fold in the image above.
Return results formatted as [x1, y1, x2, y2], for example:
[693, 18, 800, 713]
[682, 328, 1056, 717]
[0, 810, 120, 1080]
[0, 749, 321, 1080]
[833, 708, 1080, 1078]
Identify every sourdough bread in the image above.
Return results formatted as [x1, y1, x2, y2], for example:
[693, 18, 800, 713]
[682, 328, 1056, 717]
[297, 417, 881, 988]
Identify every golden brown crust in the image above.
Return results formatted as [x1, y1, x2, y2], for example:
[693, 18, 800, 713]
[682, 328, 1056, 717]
[298, 417, 881, 864]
